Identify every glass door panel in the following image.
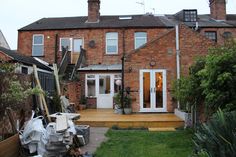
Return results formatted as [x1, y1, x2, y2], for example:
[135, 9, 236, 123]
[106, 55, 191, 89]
[99, 75, 111, 94]
[143, 72, 151, 109]
[155, 72, 163, 108]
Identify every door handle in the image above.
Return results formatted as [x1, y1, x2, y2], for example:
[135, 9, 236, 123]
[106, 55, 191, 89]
[150, 88, 152, 93]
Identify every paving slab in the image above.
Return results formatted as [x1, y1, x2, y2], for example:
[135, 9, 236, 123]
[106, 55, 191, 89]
[80, 127, 109, 154]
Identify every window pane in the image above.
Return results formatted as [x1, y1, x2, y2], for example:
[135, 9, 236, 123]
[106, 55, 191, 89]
[106, 32, 118, 39]
[99, 75, 110, 94]
[87, 80, 95, 97]
[106, 33, 118, 54]
[61, 38, 71, 50]
[135, 32, 146, 38]
[135, 38, 146, 49]
[34, 35, 43, 44]
[73, 39, 83, 52]
[135, 32, 147, 49]
[32, 45, 43, 56]
[87, 75, 95, 79]
[205, 32, 217, 42]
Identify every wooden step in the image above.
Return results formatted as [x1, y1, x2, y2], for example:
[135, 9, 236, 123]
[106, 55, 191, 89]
[148, 127, 176, 132]
[75, 109, 184, 129]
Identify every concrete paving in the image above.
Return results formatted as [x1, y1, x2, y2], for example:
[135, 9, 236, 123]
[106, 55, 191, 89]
[80, 127, 109, 154]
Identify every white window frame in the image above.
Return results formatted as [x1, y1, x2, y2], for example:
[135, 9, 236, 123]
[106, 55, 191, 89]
[106, 32, 118, 54]
[32, 34, 44, 56]
[85, 74, 96, 98]
[73, 38, 84, 53]
[60, 38, 72, 51]
[134, 32, 147, 49]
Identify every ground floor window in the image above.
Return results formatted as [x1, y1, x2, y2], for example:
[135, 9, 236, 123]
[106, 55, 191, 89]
[86, 75, 96, 97]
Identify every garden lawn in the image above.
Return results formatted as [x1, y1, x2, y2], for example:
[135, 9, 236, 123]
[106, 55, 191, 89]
[94, 129, 193, 157]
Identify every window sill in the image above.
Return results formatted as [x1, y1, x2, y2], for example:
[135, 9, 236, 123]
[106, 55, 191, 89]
[32, 55, 45, 57]
[104, 54, 119, 56]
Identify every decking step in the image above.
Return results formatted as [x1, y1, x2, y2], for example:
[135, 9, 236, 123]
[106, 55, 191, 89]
[148, 127, 176, 132]
[76, 109, 184, 129]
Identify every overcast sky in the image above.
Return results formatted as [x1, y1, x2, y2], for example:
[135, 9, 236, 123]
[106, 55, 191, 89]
[1, 0, 236, 49]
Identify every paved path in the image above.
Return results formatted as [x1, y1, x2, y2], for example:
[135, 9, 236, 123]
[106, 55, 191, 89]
[81, 127, 109, 154]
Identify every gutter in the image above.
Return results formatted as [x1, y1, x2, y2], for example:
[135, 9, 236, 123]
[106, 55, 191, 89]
[175, 24, 180, 109]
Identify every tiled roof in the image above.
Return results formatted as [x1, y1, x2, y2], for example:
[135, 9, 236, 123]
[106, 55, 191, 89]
[0, 46, 52, 71]
[19, 15, 172, 31]
[19, 13, 236, 31]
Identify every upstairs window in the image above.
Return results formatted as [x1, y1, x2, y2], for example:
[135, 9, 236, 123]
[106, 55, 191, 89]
[205, 31, 217, 42]
[60, 38, 83, 52]
[32, 34, 44, 56]
[60, 38, 72, 51]
[106, 32, 118, 54]
[135, 32, 147, 49]
[184, 10, 197, 22]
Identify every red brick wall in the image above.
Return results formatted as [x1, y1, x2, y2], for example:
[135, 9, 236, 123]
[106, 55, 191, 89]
[209, 0, 226, 20]
[200, 28, 236, 45]
[124, 25, 214, 112]
[17, 28, 171, 64]
[0, 51, 12, 61]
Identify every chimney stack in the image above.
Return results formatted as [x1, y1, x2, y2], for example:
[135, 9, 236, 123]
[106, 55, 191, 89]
[87, 0, 100, 23]
[209, 0, 226, 20]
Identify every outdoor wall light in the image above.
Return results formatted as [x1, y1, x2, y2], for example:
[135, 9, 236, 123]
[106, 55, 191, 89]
[128, 67, 132, 73]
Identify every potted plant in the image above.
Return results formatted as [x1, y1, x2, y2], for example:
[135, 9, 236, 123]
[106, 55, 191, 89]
[113, 92, 123, 114]
[79, 95, 87, 110]
[124, 94, 132, 114]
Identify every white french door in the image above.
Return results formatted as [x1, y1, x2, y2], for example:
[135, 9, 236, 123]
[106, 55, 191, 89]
[97, 74, 114, 108]
[140, 69, 167, 112]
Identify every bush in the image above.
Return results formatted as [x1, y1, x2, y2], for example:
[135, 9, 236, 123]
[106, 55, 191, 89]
[193, 110, 236, 157]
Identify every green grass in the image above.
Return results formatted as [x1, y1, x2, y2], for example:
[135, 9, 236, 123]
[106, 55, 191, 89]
[94, 129, 193, 157]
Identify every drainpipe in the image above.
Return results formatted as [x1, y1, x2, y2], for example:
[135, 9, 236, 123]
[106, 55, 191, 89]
[121, 28, 126, 114]
[54, 34, 58, 64]
[176, 25, 181, 109]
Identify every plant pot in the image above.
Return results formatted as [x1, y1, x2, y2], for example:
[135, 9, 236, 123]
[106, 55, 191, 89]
[79, 104, 86, 110]
[124, 108, 132, 114]
[114, 108, 123, 114]
[174, 108, 192, 128]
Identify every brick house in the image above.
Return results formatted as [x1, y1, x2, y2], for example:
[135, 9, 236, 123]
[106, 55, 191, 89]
[17, 0, 236, 112]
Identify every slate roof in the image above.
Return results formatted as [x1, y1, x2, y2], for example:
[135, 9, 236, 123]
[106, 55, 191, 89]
[19, 13, 236, 31]
[0, 46, 52, 71]
[18, 15, 174, 31]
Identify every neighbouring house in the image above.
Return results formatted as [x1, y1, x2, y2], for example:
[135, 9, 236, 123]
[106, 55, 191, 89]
[17, 0, 236, 112]
[0, 46, 54, 95]
[0, 30, 10, 49]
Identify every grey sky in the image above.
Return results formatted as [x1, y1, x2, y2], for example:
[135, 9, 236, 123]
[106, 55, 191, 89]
[1, 0, 236, 49]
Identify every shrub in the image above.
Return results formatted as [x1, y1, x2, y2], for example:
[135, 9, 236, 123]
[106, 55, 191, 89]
[193, 110, 236, 157]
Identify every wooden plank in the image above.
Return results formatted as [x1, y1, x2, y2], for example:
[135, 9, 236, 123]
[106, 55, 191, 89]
[76, 109, 184, 128]
[148, 128, 176, 132]
[53, 63, 61, 96]
[0, 134, 19, 157]
[33, 65, 51, 122]
[56, 115, 68, 132]
[53, 64, 65, 112]
[6, 108, 17, 134]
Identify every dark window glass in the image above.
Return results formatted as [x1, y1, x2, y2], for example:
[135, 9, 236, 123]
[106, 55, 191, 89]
[21, 67, 28, 74]
[205, 31, 217, 42]
[184, 10, 197, 22]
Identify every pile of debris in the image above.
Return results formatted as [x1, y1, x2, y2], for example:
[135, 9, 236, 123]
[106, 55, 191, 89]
[19, 112, 91, 157]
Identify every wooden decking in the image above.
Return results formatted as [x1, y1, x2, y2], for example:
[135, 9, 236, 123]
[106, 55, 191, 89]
[75, 109, 184, 128]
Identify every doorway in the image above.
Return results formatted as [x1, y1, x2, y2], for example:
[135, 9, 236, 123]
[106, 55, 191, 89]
[140, 69, 167, 112]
